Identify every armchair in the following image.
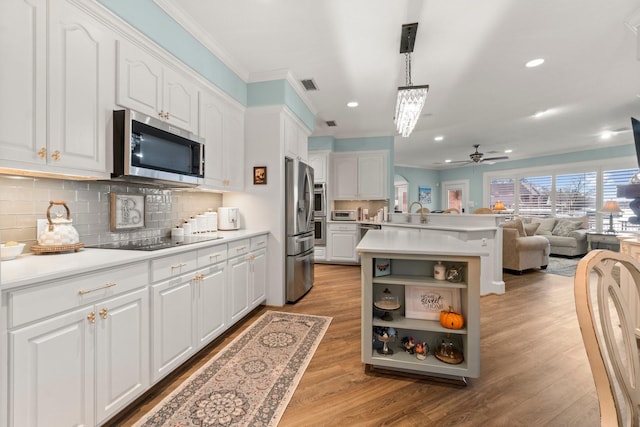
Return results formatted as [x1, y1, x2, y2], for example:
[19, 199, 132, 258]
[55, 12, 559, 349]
[502, 218, 550, 273]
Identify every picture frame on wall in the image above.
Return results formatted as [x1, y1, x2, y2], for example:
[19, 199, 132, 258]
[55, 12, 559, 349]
[418, 186, 432, 204]
[110, 193, 145, 231]
[253, 166, 267, 185]
[405, 285, 461, 320]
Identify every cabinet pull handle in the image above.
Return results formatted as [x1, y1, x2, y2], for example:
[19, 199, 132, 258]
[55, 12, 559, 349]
[37, 147, 46, 159]
[87, 312, 96, 324]
[78, 282, 116, 295]
[171, 262, 187, 270]
[209, 254, 219, 260]
[99, 308, 108, 319]
[236, 246, 246, 252]
[51, 150, 60, 161]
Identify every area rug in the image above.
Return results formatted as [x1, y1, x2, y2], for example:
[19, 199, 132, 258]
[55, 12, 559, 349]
[134, 311, 332, 427]
[544, 256, 580, 277]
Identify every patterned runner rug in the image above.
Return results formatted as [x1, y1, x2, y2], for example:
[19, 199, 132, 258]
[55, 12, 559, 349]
[134, 311, 332, 427]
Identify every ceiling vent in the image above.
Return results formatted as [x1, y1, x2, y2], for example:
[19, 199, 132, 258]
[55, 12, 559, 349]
[325, 120, 337, 127]
[301, 79, 318, 91]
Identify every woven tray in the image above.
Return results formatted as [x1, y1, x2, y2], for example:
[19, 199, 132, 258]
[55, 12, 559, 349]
[434, 348, 464, 365]
[31, 242, 84, 254]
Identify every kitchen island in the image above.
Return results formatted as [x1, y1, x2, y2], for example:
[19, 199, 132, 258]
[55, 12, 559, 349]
[357, 229, 487, 381]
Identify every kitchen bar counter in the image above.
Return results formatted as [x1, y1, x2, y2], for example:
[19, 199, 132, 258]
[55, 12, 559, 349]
[1, 229, 268, 290]
[382, 214, 506, 295]
[357, 229, 489, 257]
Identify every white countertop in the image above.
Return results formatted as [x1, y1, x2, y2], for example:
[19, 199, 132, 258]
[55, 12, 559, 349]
[1, 229, 268, 291]
[381, 223, 499, 232]
[356, 229, 490, 257]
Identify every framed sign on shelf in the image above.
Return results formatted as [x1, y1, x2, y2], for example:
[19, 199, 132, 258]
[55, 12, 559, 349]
[405, 285, 461, 320]
[110, 193, 145, 231]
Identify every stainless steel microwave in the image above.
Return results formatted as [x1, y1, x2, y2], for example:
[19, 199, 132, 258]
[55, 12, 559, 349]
[112, 109, 204, 187]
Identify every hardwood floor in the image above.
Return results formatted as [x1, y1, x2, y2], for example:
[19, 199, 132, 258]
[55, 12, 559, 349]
[109, 265, 600, 427]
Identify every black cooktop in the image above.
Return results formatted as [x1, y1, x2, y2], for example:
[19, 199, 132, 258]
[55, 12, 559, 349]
[86, 235, 223, 251]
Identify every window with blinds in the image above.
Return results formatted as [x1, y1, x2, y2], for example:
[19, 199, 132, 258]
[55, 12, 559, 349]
[488, 167, 639, 231]
[489, 178, 514, 210]
[519, 175, 552, 217]
[555, 172, 596, 218]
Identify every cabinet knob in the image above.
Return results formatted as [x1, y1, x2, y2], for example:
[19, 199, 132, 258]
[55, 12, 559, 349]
[87, 312, 96, 324]
[51, 150, 60, 161]
[99, 308, 108, 319]
[37, 147, 46, 159]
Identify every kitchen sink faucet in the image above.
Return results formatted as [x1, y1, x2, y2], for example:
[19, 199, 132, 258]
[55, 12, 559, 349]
[409, 201, 427, 224]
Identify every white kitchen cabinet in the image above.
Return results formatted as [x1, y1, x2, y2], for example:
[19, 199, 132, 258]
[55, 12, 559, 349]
[151, 271, 197, 382]
[227, 239, 251, 325]
[10, 306, 94, 427]
[7, 263, 149, 427]
[331, 151, 388, 200]
[250, 235, 268, 307]
[117, 39, 198, 133]
[326, 222, 359, 263]
[0, 0, 46, 169]
[284, 111, 309, 162]
[0, 0, 114, 177]
[94, 289, 149, 424]
[308, 151, 329, 183]
[195, 245, 228, 347]
[48, 0, 114, 174]
[199, 89, 245, 191]
[150, 243, 234, 382]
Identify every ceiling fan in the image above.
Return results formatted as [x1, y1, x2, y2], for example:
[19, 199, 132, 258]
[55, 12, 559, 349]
[448, 144, 509, 165]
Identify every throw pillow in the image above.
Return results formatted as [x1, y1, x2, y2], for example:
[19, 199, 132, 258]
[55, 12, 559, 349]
[524, 222, 540, 236]
[503, 218, 525, 237]
[531, 218, 556, 236]
[552, 219, 583, 236]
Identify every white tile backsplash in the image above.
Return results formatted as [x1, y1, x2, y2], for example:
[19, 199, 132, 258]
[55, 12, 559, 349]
[0, 175, 223, 250]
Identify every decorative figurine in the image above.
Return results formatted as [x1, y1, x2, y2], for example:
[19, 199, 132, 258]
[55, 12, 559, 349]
[401, 336, 416, 354]
[415, 341, 428, 360]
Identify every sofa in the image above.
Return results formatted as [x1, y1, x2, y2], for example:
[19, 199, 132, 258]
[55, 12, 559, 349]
[502, 218, 551, 273]
[520, 216, 589, 257]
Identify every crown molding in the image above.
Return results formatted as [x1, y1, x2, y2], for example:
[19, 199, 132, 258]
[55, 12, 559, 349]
[153, 0, 250, 81]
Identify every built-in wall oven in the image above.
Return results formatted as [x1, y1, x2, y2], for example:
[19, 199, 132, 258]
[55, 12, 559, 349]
[314, 183, 326, 217]
[313, 183, 326, 247]
[314, 217, 326, 246]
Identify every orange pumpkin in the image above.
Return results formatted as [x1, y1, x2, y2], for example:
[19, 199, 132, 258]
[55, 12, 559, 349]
[439, 307, 464, 330]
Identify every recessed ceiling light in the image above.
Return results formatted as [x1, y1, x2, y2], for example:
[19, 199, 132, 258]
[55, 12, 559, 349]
[504, 149, 512, 153]
[445, 159, 452, 163]
[601, 130, 614, 139]
[525, 58, 545, 68]
[434, 136, 444, 141]
[347, 101, 358, 108]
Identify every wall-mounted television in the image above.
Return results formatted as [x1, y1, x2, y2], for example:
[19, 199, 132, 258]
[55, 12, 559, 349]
[631, 117, 640, 168]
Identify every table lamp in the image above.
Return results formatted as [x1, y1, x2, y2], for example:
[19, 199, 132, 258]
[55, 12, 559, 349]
[601, 200, 622, 233]
[493, 201, 506, 212]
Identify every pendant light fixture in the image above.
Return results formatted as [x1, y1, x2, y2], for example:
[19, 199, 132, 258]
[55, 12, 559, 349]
[395, 23, 429, 138]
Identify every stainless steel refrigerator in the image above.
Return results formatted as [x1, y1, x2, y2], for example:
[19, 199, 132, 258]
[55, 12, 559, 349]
[285, 157, 314, 302]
